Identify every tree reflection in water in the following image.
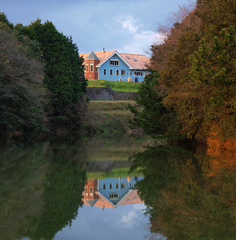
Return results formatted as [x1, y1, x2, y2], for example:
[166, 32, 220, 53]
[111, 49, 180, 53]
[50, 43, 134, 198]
[129, 144, 236, 240]
[0, 143, 87, 240]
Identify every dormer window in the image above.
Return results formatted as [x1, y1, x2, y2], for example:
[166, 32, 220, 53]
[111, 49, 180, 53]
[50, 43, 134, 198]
[110, 59, 119, 66]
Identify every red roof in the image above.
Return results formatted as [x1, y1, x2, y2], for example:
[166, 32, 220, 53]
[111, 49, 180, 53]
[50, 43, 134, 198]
[80, 50, 150, 70]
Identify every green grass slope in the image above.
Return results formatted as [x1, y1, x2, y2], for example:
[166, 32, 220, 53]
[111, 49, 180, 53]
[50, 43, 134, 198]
[87, 80, 140, 92]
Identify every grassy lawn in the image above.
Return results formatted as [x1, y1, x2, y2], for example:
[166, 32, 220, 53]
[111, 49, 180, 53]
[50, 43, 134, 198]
[87, 79, 140, 92]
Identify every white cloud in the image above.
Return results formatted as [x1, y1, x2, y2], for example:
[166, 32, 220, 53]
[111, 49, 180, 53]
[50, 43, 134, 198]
[117, 210, 139, 229]
[117, 30, 165, 55]
[115, 16, 139, 34]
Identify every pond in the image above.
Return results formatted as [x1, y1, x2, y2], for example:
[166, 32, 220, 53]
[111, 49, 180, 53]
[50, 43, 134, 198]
[1, 136, 236, 240]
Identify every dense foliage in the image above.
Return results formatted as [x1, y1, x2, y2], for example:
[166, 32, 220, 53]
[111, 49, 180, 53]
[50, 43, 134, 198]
[0, 20, 46, 136]
[15, 19, 87, 111]
[0, 13, 88, 138]
[129, 72, 181, 140]
[135, 0, 236, 142]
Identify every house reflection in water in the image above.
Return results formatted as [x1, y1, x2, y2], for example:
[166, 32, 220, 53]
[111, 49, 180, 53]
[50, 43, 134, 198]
[82, 176, 144, 209]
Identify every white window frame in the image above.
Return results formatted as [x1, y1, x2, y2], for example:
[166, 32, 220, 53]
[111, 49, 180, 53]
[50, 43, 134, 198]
[110, 69, 113, 75]
[116, 70, 119, 76]
[134, 71, 143, 76]
[121, 183, 125, 189]
[103, 69, 106, 75]
[90, 63, 93, 72]
[109, 183, 112, 189]
[109, 193, 119, 200]
[121, 70, 126, 76]
[110, 59, 119, 66]
[103, 184, 106, 190]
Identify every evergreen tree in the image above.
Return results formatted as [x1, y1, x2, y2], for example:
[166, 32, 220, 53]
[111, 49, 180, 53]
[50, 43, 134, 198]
[15, 19, 87, 112]
[129, 71, 181, 140]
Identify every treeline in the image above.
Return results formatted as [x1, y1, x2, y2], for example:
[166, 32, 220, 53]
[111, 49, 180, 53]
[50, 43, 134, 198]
[0, 13, 87, 139]
[130, 0, 236, 143]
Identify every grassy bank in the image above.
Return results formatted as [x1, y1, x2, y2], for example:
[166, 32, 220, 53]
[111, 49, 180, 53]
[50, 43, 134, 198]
[86, 167, 143, 179]
[87, 79, 140, 92]
[86, 100, 142, 136]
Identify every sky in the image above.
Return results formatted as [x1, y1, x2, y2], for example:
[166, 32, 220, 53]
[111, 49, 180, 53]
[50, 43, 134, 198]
[2, 0, 192, 56]
[53, 203, 165, 240]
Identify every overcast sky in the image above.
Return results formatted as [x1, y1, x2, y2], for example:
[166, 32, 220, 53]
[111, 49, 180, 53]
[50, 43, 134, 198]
[2, 0, 192, 56]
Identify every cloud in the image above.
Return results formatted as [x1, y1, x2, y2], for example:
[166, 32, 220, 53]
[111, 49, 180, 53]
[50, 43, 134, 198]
[117, 210, 139, 229]
[117, 30, 165, 55]
[115, 16, 139, 34]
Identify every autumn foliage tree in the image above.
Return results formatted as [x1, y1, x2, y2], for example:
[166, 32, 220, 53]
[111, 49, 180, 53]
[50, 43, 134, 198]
[146, 0, 236, 141]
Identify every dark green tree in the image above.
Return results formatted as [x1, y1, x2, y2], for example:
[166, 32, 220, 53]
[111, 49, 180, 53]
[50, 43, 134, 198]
[129, 71, 180, 140]
[15, 19, 87, 112]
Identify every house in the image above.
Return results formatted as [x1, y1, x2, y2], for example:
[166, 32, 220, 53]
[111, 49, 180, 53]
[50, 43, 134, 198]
[82, 176, 144, 209]
[80, 49, 150, 82]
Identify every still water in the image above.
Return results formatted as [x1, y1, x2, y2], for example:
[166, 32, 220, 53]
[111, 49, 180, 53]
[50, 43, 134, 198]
[1, 137, 236, 240]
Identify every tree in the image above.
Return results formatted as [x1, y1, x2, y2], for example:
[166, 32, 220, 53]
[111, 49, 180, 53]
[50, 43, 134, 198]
[129, 71, 181, 140]
[0, 19, 46, 136]
[15, 19, 87, 112]
[189, 26, 236, 139]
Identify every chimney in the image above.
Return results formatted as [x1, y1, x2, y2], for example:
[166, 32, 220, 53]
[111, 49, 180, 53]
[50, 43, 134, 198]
[103, 48, 105, 53]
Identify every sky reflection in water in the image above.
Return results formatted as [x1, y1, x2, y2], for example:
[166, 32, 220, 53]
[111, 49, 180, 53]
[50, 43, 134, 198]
[54, 203, 149, 240]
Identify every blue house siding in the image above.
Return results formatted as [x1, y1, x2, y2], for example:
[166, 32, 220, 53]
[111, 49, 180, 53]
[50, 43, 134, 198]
[98, 176, 144, 205]
[98, 54, 147, 82]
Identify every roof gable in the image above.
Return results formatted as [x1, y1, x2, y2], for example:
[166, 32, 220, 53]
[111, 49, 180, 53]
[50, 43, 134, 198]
[97, 51, 133, 69]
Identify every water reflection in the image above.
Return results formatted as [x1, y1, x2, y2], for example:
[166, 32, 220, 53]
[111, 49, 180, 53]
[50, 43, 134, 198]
[0, 143, 87, 240]
[0, 139, 151, 240]
[130, 144, 236, 240]
[83, 176, 144, 208]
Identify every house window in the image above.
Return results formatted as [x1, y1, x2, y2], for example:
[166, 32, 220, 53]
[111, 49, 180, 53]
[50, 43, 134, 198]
[110, 69, 113, 75]
[103, 184, 106, 190]
[95, 67, 98, 73]
[109, 193, 119, 199]
[135, 71, 143, 76]
[130, 72, 132, 75]
[121, 70, 126, 75]
[86, 64, 88, 72]
[109, 183, 112, 189]
[116, 183, 119, 189]
[110, 59, 119, 66]
[103, 69, 106, 75]
[121, 183, 125, 189]
[116, 70, 119, 76]
[90, 63, 93, 72]
[85, 187, 88, 195]
[90, 187, 93, 196]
